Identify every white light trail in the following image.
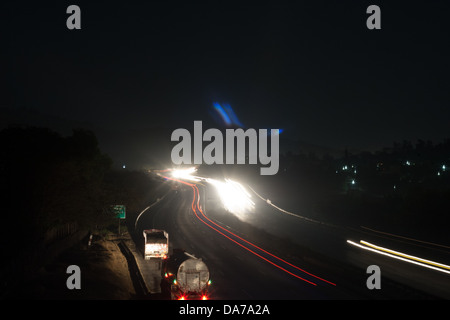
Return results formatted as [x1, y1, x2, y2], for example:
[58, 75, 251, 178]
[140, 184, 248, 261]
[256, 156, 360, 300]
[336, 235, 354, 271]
[171, 167, 200, 181]
[208, 178, 255, 215]
[360, 240, 450, 271]
[347, 240, 450, 275]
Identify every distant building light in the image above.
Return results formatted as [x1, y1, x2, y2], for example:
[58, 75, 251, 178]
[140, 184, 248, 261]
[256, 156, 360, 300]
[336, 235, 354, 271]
[351, 179, 356, 185]
[122, 165, 126, 169]
[442, 165, 446, 171]
[406, 161, 411, 166]
[437, 171, 441, 176]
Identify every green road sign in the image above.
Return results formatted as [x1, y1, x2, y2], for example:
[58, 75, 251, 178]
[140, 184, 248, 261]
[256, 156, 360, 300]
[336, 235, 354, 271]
[112, 205, 126, 219]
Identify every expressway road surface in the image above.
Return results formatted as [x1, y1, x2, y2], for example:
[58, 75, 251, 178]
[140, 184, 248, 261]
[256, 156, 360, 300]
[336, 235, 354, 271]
[134, 184, 343, 299]
[132, 176, 450, 299]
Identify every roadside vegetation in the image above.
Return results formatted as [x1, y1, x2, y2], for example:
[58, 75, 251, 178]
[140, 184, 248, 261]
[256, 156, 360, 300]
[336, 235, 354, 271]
[0, 126, 157, 261]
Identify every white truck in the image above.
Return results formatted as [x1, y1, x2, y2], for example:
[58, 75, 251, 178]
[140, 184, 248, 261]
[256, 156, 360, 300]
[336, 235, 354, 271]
[143, 229, 169, 260]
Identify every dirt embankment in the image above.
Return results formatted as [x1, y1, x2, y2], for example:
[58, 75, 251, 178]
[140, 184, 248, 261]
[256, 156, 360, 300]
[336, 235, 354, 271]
[6, 233, 137, 300]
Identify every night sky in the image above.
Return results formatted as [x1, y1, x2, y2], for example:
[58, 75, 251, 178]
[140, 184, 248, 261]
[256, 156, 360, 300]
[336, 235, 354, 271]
[3, 1, 450, 168]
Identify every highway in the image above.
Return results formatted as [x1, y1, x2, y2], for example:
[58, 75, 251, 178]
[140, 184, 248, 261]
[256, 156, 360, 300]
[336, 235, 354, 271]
[134, 180, 343, 299]
[131, 170, 450, 299]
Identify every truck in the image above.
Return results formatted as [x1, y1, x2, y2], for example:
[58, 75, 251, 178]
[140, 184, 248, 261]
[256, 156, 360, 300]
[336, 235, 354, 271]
[162, 249, 212, 300]
[143, 229, 169, 260]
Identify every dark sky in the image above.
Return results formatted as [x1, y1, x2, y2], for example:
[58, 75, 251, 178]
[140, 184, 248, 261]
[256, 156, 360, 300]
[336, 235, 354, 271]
[3, 1, 450, 168]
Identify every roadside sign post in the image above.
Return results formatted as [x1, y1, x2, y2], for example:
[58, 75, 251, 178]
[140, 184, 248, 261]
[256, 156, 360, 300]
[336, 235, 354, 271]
[112, 205, 126, 235]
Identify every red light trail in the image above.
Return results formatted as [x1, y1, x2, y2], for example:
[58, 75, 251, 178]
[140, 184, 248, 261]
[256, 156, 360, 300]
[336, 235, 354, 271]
[165, 175, 336, 287]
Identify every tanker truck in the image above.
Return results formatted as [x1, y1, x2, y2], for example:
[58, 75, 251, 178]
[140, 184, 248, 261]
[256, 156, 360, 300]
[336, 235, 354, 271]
[143, 229, 169, 260]
[162, 249, 212, 300]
